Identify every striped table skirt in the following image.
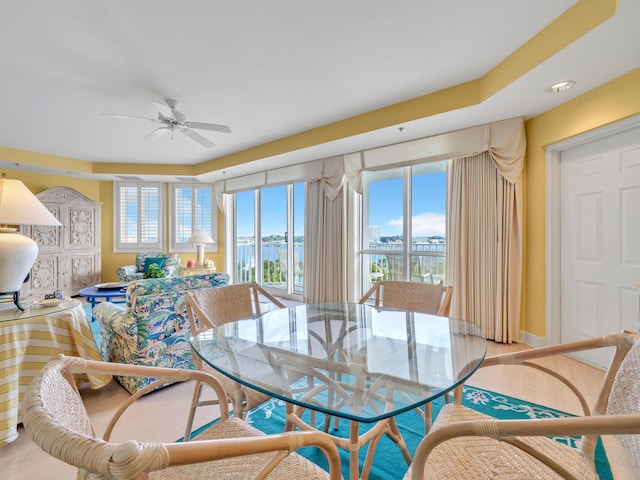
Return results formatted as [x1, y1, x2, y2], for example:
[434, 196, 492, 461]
[0, 301, 111, 445]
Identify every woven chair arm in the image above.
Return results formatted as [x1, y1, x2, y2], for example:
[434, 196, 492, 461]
[481, 333, 629, 368]
[452, 332, 633, 411]
[164, 430, 342, 480]
[411, 413, 640, 480]
[59, 357, 232, 440]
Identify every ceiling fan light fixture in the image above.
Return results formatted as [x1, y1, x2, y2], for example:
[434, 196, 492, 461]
[102, 99, 231, 148]
[545, 80, 575, 94]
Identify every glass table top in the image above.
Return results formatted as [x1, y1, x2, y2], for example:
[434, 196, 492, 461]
[191, 302, 486, 423]
[0, 298, 81, 322]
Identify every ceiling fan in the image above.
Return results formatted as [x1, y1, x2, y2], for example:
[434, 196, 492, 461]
[102, 99, 231, 148]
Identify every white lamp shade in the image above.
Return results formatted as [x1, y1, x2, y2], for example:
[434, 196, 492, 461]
[0, 178, 62, 226]
[187, 230, 215, 244]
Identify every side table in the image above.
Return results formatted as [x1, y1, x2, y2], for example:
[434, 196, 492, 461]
[78, 285, 128, 321]
[0, 299, 111, 445]
[180, 266, 217, 276]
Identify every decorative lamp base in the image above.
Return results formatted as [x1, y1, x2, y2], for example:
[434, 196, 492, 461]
[0, 229, 39, 310]
[195, 244, 205, 267]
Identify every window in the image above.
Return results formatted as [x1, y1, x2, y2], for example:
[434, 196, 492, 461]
[169, 183, 218, 252]
[228, 183, 304, 298]
[114, 181, 165, 252]
[361, 161, 446, 295]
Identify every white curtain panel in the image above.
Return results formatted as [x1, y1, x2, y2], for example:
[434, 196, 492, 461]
[304, 180, 346, 303]
[447, 151, 523, 343]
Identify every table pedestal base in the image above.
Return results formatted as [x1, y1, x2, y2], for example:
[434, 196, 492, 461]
[285, 403, 412, 480]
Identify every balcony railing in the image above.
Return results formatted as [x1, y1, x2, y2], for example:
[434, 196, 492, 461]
[235, 242, 304, 292]
[365, 242, 446, 287]
[235, 241, 446, 291]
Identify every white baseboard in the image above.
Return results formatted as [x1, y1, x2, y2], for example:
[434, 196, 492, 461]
[519, 330, 546, 348]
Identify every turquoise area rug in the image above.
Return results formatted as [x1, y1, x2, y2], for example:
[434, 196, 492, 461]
[86, 304, 102, 346]
[244, 386, 612, 480]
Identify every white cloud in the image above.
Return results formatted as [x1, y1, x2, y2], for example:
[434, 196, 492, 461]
[412, 212, 446, 235]
[386, 216, 403, 233]
[387, 212, 446, 236]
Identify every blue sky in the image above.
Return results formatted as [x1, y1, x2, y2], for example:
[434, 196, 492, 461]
[235, 184, 305, 238]
[236, 171, 446, 238]
[369, 171, 446, 237]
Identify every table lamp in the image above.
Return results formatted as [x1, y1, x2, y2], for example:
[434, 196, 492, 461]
[187, 230, 215, 267]
[0, 176, 62, 310]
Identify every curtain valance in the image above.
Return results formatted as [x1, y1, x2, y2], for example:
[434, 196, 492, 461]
[214, 155, 344, 209]
[215, 116, 525, 207]
[346, 116, 525, 192]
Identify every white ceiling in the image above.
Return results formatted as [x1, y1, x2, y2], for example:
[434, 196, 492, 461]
[1, 0, 639, 182]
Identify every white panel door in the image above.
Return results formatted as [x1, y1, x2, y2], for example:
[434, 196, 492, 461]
[560, 126, 640, 368]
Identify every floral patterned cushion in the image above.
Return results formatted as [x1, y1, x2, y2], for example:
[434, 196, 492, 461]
[95, 272, 230, 394]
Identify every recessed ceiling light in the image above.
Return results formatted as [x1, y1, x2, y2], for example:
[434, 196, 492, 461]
[545, 80, 576, 93]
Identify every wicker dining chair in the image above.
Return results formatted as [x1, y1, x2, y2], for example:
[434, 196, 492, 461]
[359, 281, 454, 433]
[184, 282, 286, 425]
[359, 281, 453, 317]
[23, 355, 341, 480]
[404, 331, 640, 479]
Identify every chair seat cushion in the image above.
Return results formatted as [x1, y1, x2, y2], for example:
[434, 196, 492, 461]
[151, 417, 330, 479]
[403, 403, 599, 480]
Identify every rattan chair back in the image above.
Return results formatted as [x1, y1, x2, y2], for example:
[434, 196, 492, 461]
[359, 281, 453, 316]
[184, 283, 285, 421]
[606, 334, 640, 472]
[186, 282, 285, 332]
[23, 355, 341, 480]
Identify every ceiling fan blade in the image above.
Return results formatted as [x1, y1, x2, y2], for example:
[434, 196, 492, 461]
[152, 101, 176, 121]
[185, 121, 232, 134]
[101, 113, 157, 122]
[181, 128, 215, 148]
[143, 127, 170, 141]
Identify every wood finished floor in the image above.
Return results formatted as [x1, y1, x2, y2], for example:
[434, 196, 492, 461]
[2, 341, 635, 479]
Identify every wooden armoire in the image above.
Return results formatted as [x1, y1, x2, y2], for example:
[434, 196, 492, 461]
[21, 186, 102, 297]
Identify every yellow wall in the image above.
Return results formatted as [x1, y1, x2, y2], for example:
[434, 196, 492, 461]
[4, 169, 99, 201]
[523, 67, 640, 338]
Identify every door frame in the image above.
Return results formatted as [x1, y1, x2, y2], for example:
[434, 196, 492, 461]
[545, 115, 640, 345]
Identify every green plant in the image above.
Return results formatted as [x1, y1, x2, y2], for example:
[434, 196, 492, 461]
[143, 263, 167, 279]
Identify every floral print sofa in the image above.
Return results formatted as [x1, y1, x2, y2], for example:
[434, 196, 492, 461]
[94, 272, 229, 394]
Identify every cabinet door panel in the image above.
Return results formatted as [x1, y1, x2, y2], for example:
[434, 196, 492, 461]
[65, 206, 98, 250]
[69, 254, 100, 293]
[27, 204, 63, 251]
[27, 254, 60, 296]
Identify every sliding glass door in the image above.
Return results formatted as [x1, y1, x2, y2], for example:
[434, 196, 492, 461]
[232, 184, 304, 297]
[361, 161, 447, 296]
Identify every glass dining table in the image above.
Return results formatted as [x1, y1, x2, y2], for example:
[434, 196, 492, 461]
[190, 302, 486, 480]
